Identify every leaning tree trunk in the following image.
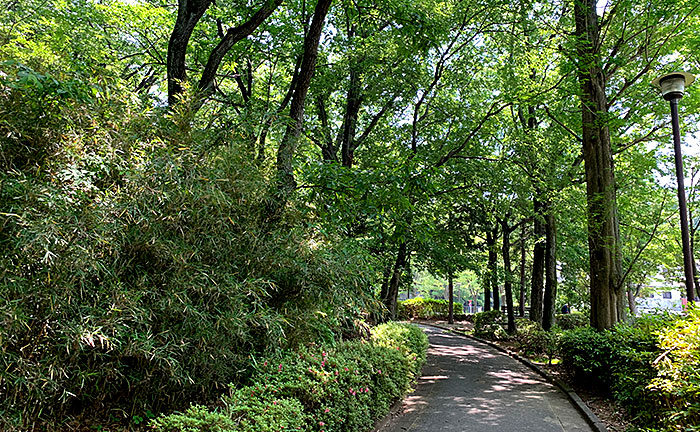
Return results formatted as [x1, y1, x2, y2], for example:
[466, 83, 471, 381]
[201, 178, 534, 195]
[167, 0, 213, 105]
[501, 219, 516, 333]
[274, 0, 333, 209]
[574, 0, 624, 330]
[542, 211, 558, 331]
[383, 241, 408, 320]
[530, 195, 545, 324]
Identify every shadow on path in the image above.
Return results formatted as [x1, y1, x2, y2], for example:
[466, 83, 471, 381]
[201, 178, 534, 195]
[378, 326, 593, 432]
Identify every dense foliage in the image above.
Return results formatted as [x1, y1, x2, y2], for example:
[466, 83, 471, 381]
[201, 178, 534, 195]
[0, 65, 378, 429]
[2, 0, 700, 429]
[397, 297, 463, 320]
[151, 323, 428, 432]
[558, 312, 699, 431]
[472, 310, 508, 340]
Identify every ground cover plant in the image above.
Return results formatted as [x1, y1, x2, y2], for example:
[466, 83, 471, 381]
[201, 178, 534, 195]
[151, 322, 428, 432]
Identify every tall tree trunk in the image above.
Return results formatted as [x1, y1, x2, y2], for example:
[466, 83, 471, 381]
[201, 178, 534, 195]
[483, 276, 491, 311]
[542, 211, 558, 331]
[167, 0, 282, 107]
[627, 282, 638, 317]
[167, 0, 213, 105]
[487, 228, 500, 311]
[448, 272, 454, 324]
[530, 196, 545, 324]
[340, 57, 362, 168]
[519, 224, 527, 317]
[273, 0, 332, 209]
[501, 218, 516, 333]
[574, 0, 624, 330]
[383, 241, 408, 320]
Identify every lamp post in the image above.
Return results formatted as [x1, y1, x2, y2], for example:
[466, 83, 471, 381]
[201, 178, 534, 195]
[653, 72, 697, 302]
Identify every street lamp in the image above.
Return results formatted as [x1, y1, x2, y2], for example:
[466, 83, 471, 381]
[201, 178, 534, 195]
[653, 71, 697, 302]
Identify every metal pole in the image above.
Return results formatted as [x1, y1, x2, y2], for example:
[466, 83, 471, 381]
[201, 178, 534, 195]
[669, 97, 696, 302]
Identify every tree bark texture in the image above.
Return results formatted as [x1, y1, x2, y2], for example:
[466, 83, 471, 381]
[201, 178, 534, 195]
[448, 272, 454, 324]
[530, 196, 545, 325]
[487, 228, 500, 311]
[501, 219, 516, 333]
[627, 282, 638, 317]
[483, 276, 491, 311]
[167, 0, 213, 105]
[275, 0, 333, 202]
[197, 0, 283, 99]
[167, 0, 282, 107]
[519, 224, 527, 317]
[574, 0, 624, 330]
[340, 66, 362, 168]
[383, 241, 408, 319]
[542, 211, 557, 331]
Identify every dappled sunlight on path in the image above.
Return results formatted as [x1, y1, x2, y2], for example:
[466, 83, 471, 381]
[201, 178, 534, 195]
[377, 326, 593, 432]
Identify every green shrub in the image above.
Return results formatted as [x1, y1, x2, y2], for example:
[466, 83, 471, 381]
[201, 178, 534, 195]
[513, 318, 547, 355]
[397, 297, 463, 319]
[371, 322, 429, 377]
[473, 310, 507, 340]
[0, 106, 379, 427]
[649, 308, 700, 429]
[559, 327, 618, 389]
[152, 323, 429, 432]
[558, 314, 680, 428]
[555, 312, 588, 330]
[150, 405, 238, 432]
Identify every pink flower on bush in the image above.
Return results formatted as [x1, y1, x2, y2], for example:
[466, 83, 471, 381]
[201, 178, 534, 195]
[278, 364, 283, 371]
[319, 422, 325, 426]
[377, 369, 382, 374]
[324, 408, 330, 413]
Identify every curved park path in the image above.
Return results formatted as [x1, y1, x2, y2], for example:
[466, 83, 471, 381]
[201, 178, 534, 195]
[377, 325, 595, 432]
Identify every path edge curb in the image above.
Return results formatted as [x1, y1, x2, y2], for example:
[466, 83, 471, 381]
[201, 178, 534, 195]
[424, 322, 608, 432]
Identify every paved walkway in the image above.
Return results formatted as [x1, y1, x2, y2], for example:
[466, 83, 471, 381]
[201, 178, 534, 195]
[377, 326, 594, 432]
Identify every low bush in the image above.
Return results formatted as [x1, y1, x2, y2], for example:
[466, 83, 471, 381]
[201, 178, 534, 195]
[397, 297, 463, 320]
[649, 308, 700, 430]
[555, 312, 588, 330]
[559, 327, 617, 388]
[559, 313, 681, 428]
[152, 323, 429, 432]
[371, 322, 430, 377]
[473, 310, 508, 340]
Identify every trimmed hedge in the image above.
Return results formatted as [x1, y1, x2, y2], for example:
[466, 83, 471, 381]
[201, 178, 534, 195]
[397, 297, 463, 319]
[151, 323, 428, 432]
[559, 313, 681, 429]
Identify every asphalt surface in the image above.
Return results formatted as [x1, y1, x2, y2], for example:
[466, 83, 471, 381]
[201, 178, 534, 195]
[377, 326, 595, 432]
